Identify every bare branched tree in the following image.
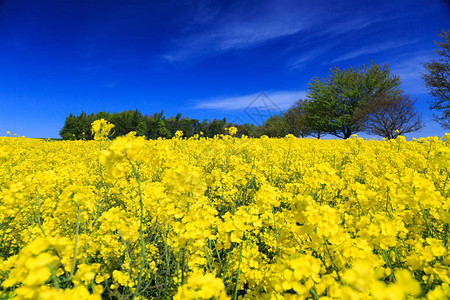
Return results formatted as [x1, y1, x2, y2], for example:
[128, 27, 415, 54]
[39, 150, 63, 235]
[360, 94, 424, 139]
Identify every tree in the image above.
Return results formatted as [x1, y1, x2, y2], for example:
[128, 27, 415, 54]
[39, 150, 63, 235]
[136, 121, 147, 137]
[359, 94, 424, 139]
[260, 115, 288, 137]
[204, 118, 227, 138]
[59, 112, 95, 140]
[283, 99, 312, 138]
[59, 113, 78, 140]
[59, 109, 149, 140]
[422, 30, 450, 128]
[145, 111, 171, 139]
[305, 62, 402, 139]
[165, 113, 200, 138]
[233, 123, 259, 137]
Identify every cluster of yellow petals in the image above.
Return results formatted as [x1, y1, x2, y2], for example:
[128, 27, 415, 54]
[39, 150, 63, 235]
[91, 118, 114, 141]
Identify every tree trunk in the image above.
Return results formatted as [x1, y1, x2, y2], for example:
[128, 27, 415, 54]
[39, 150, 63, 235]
[343, 127, 352, 139]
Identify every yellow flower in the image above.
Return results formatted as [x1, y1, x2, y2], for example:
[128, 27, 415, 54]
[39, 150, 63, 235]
[175, 130, 183, 139]
[91, 118, 114, 140]
[227, 126, 238, 136]
[394, 269, 421, 297]
[174, 272, 229, 300]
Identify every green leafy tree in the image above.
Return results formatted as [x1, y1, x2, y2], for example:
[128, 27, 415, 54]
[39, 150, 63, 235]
[165, 113, 200, 138]
[422, 30, 450, 128]
[145, 111, 171, 139]
[59, 113, 78, 140]
[284, 99, 312, 138]
[204, 118, 227, 138]
[165, 113, 182, 136]
[136, 121, 147, 137]
[59, 112, 95, 140]
[233, 123, 259, 137]
[110, 110, 144, 137]
[260, 115, 288, 137]
[60, 109, 147, 140]
[156, 119, 171, 138]
[305, 62, 402, 139]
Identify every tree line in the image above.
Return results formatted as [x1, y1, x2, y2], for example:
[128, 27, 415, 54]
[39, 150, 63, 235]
[60, 30, 449, 140]
[59, 108, 299, 140]
[60, 110, 233, 140]
[59, 62, 426, 140]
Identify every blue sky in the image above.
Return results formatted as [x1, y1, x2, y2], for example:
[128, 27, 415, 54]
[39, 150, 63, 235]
[0, 0, 449, 139]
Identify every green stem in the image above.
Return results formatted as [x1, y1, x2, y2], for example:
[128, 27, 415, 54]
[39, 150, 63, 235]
[210, 239, 222, 264]
[272, 205, 281, 257]
[309, 287, 319, 300]
[385, 187, 390, 213]
[71, 208, 81, 276]
[175, 249, 182, 285]
[323, 236, 342, 284]
[382, 249, 396, 282]
[89, 184, 111, 236]
[181, 248, 186, 285]
[442, 172, 450, 196]
[164, 226, 171, 296]
[204, 245, 214, 274]
[444, 223, 448, 250]
[221, 251, 232, 282]
[319, 184, 325, 205]
[421, 274, 432, 297]
[418, 202, 433, 238]
[118, 232, 134, 276]
[353, 191, 366, 216]
[132, 163, 147, 300]
[233, 241, 244, 300]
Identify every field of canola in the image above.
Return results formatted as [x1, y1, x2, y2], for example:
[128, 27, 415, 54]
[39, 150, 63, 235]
[1, 124, 450, 299]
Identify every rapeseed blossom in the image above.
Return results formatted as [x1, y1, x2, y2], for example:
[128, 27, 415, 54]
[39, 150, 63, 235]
[91, 118, 114, 140]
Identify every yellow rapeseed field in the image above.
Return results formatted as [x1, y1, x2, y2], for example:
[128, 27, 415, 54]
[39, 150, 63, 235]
[1, 120, 450, 299]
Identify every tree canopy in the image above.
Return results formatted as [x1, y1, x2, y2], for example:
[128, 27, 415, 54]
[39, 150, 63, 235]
[260, 115, 288, 137]
[283, 99, 313, 138]
[422, 30, 450, 129]
[305, 63, 403, 139]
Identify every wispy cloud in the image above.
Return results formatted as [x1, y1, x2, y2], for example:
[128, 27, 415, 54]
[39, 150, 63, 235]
[390, 54, 429, 94]
[162, 0, 406, 66]
[321, 15, 395, 37]
[331, 39, 416, 63]
[104, 81, 118, 88]
[287, 45, 334, 71]
[195, 90, 306, 111]
[163, 1, 314, 62]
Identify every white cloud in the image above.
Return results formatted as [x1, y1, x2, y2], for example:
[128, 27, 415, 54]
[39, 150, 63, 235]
[331, 39, 415, 63]
[161, 0, 410, 70]
[163, 1, 313, 62]
[321, 15, 395, 37]
[390, 54, 429, 95]
[287, 45, 334, 71]
[195, 90, 307, 111]
[104, 81, 118, 88]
